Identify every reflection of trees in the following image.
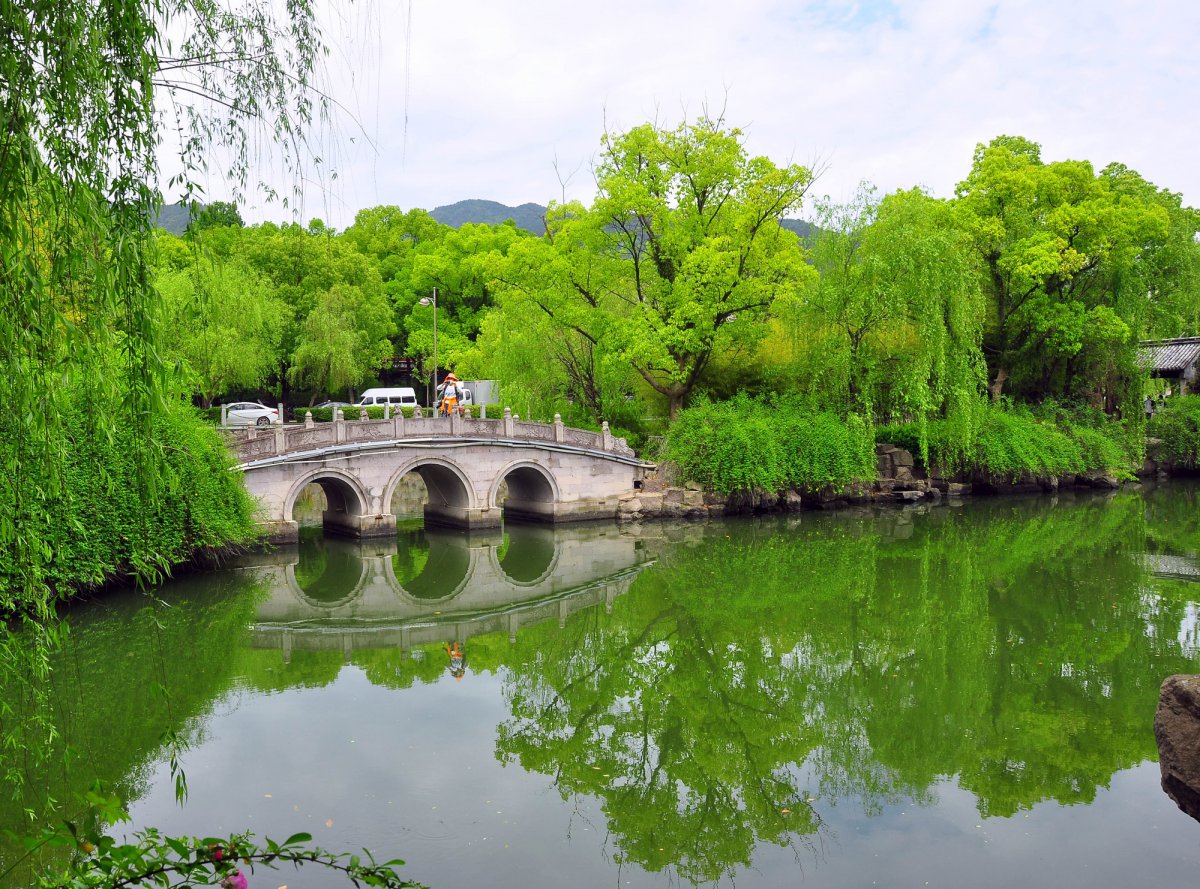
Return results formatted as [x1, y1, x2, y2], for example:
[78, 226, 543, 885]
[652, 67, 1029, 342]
[495, 494, 1200, 879]
[496, 534, 837, 882]
[0, 572, 266, 880]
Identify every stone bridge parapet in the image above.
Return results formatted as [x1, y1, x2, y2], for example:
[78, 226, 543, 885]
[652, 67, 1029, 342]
[229, 408, 635, 465]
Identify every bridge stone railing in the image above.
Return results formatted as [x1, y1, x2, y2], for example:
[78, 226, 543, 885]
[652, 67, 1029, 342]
[228, 409, 636, 465]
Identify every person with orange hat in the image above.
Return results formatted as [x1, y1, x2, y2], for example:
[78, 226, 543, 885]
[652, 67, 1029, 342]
[437, 373, 462, 416]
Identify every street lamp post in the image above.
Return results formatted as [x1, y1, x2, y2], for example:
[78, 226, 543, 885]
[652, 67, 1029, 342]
[418, 287, 437, 407]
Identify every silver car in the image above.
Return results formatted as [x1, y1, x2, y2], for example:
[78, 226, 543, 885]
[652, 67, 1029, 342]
[224, 401, 280, 427]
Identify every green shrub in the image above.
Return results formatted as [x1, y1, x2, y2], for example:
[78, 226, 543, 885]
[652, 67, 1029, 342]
[875, 422, 923, 461]
[878, 402, 1132, 479]
[665, 395, 874, 494]
[300, 404, 484, 422]
[1, 401, 258, 602]
[1148, 396, 1200, 467]
[974, 410, 1083, 480]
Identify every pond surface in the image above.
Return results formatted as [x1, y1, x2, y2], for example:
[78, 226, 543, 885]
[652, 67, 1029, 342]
[12, 484, 1200, 887]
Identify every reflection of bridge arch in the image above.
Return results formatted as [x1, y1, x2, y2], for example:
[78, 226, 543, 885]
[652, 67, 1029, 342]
[386, 536, 481, 603]
[284, 556, 369, 609]
[489, 525, 560, 586]
[491, 460, 560, 523]
[283, 468, 371, 538]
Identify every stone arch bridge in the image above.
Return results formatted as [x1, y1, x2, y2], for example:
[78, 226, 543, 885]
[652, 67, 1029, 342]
[230, 410, 654, 543]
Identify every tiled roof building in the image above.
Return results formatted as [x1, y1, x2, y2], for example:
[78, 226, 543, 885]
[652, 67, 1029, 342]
[1138, 337, 1200, 394]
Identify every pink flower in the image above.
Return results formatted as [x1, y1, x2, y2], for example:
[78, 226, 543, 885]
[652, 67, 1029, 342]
[220, 870, 248, 889]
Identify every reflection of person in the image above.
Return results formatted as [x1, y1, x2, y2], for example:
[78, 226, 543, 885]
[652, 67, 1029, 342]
[445, 640, 466, 680]
[438, 373, 462, 416]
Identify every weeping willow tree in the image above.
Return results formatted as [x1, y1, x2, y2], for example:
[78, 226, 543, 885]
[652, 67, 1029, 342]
[0, 5, 427, 888]
[793, 185, 987, 464]
[0, 0, 330, 612]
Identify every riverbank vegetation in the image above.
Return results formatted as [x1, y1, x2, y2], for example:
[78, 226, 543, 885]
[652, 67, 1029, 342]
[1148, 395, 1200, 469]
[146, 127, 1200, 495]
[874, 401, 1136, 480]
[663, 395, 875, 494]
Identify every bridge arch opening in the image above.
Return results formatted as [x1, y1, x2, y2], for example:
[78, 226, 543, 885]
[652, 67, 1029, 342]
[286, 471, 372, 539]
[385, 458, 478, 530]
[493, 462, 559, 524]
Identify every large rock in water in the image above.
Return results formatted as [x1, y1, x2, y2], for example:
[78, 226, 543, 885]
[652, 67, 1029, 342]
[1155, 675, 1200, 822]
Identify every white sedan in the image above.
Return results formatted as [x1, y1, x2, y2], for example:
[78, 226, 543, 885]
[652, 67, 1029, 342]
[224, 401, 280, 427]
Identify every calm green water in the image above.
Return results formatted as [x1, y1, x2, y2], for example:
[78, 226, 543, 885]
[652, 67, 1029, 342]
[10, 484, 1200, 887]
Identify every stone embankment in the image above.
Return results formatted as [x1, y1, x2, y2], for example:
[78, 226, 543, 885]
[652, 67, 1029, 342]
[617, 442, 1147, 522]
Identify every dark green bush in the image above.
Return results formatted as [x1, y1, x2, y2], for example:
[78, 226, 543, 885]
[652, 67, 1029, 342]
[665, 395, 875, 494]
[875, 422, 924, 460]
[300, 404, 484, 422]
[1148, 396, 1200, 467]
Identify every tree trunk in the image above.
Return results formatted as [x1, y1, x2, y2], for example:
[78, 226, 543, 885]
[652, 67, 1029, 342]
[669, 392, 685, 421]
[988, 366, 1007, 402]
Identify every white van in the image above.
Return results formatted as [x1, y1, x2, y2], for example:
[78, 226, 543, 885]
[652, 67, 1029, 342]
[357, 387, 418, 407]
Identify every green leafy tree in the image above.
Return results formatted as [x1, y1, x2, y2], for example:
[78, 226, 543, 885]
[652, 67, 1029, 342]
[186, 200, 245, 233]
[409, 221, 529, 338]
[495, 117, 816, 419]
[954, 136, 1174, 409]
[233, 223, 391, 403]
[472, 222, 641, 424]
[290, 281, 396, 398]
[1100, 163, 1200, 339]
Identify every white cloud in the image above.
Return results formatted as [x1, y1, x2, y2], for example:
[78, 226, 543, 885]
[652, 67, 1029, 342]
[187, 0, 1200, 227]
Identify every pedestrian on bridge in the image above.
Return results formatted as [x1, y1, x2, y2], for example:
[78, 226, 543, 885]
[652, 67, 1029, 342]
[438, 373, 463, 416]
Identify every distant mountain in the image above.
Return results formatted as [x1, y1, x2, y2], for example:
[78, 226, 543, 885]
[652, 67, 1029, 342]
[432, 198, 817, 241]
[154, 201, 197, 235]
[431, 199, 546, 234]
[780, 218, 817, 241]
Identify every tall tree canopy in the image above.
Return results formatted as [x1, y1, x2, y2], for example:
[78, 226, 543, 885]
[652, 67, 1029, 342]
[954, 135, 1185, 408]
[798, 186, 987, 459]
[493, 117, 816, 419]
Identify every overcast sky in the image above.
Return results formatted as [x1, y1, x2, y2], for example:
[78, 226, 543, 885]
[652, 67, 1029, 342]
[206, 0, 1199, 229]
